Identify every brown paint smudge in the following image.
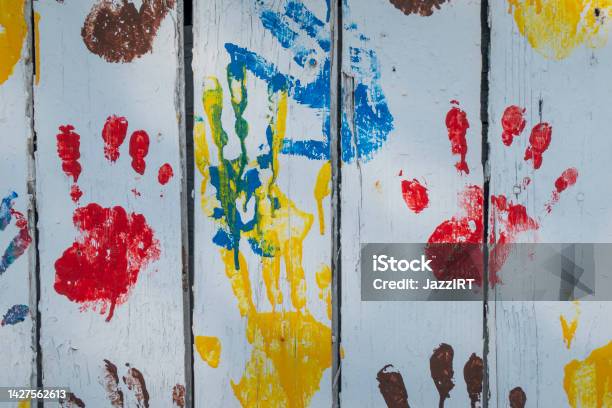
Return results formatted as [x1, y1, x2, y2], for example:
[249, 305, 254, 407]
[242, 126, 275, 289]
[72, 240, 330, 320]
[102, 359, 124, 408]
[430, 343, 454, 408]
[388, 0, 449, 16]
[463, 353, 483, 408]
[172, 384, 185, 408]
[123, 365, 150, 408]
[376, 364, 410, 408]
[509, 386, 527, 408]
[60, 392, 86, 408]
[81, 0, 176, 63]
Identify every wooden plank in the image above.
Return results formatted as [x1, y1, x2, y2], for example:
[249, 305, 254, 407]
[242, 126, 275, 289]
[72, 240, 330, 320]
[0, 0, 36, 397]
[192, 0, 333, 406]
[488, 2, 612, 406]
[339, 1, 486, 407]
[33, 1, 186, 405]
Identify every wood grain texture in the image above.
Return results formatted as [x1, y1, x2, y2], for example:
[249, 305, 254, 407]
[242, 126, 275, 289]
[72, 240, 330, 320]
[339, 1, 485, 407]
[33, 1, 186, 405]
[488, 2, 612, 406]
[0, 0, 36, 397]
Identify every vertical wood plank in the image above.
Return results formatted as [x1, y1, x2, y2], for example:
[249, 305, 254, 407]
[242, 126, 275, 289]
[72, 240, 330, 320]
[192, 0, 333, 406]
[34, 1, 186, 405]
[0, 0, 36, 397]
[489, 2, 612, 406]
[339, 1, 485, 407]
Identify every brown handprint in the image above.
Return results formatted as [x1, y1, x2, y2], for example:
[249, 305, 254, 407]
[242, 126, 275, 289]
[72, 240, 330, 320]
[82, 0, 176, 63]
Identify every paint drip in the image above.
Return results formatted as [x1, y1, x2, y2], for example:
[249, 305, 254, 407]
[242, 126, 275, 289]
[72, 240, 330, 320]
[129, 130, 150, 175]
[445, 101, 470, 174]
[82, 0, 176, 63]
[501, 105, 526, 146]
[54, 204, 160, 321]
[463, 353, 484, 408]
[388, 0, 449, 16]
[430, 343, 455, 408]
[524, 122, 552, 169]
[376, 364, 410, 408]
[157, 163, 174, 185]
[102, 115, 128, 162]
[509, 386, 527, 408]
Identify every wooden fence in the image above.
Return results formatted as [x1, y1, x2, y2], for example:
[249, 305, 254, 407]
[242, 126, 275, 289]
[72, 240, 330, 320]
[1, 0, 611, 407]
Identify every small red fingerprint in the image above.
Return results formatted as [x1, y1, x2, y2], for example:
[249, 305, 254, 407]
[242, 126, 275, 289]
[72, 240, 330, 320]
[70, 185, 83, 203]
[501, 105, 526, 146]
[129, 130, 150, 175]
[524, 123, 552, 169]
[102, 115, 128, 162]
[57, 125, 82, 183]
[401, 179, 428, 213]
[158, 163, 174, 185]
[445, 101, 470, 174]
[546, 167, 579, 213]
[54, 203, 160, 321]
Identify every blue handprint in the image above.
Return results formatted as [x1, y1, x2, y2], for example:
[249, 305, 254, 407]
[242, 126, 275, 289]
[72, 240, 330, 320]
[225, 0, 393, 163]
[0, 191, 31, 275]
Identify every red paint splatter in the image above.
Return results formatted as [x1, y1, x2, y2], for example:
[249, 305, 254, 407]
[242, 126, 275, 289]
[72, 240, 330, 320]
[398, 169, 403, 177]
[102, 115, 128, 162]
[445, 101, 470, 174]
[70, 185, 83, 203]
[129, 130, 150, 175]
[546, 167, 579, 213]
[524, 123, 552, 169]
[158, 163, 174, 185]
[131, 188, 141, 197]
[501, 105, 526, 146]
[57, 125, 82, 183]
[401, 179, 429, 213]
[54, 203, 160, 321]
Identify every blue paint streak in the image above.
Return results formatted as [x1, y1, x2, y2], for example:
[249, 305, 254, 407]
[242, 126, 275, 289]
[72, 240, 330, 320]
[223, 0, 393, 163]
[0, 192, 17, 231]
[1, 304, 29, 326]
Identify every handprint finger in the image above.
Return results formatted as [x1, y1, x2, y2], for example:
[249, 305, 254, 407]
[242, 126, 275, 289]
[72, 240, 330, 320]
[0, 192, 31, 275]
[261, 9, 319, 67]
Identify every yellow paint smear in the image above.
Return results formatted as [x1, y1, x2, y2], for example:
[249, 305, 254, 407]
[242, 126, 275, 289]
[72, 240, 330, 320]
[0, 0, 27, 85]
[34, 12, 40, 85]
[508, 0, 612, 59]
[316, 265, 332, 320]
[195, 335, 222, 368]
[564, 341, 612, 408]
[199, 78, 332, 407]
[560, 302, 581, 349]
[314, 161, 331, 235]
[17, 400, 30, 408]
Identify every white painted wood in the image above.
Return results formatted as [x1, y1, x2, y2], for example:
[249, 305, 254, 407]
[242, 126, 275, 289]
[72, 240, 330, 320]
[34, 1, 186, 405]
[192, 1, 333, 406]
[0, 0, 36, 397]
[489, 2, 612, 406]
[339, 1, 485, 407]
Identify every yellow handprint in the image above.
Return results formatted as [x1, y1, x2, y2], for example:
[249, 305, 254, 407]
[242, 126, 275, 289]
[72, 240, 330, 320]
[0, 0, 27, 85]
[195, 61, 332, 407]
